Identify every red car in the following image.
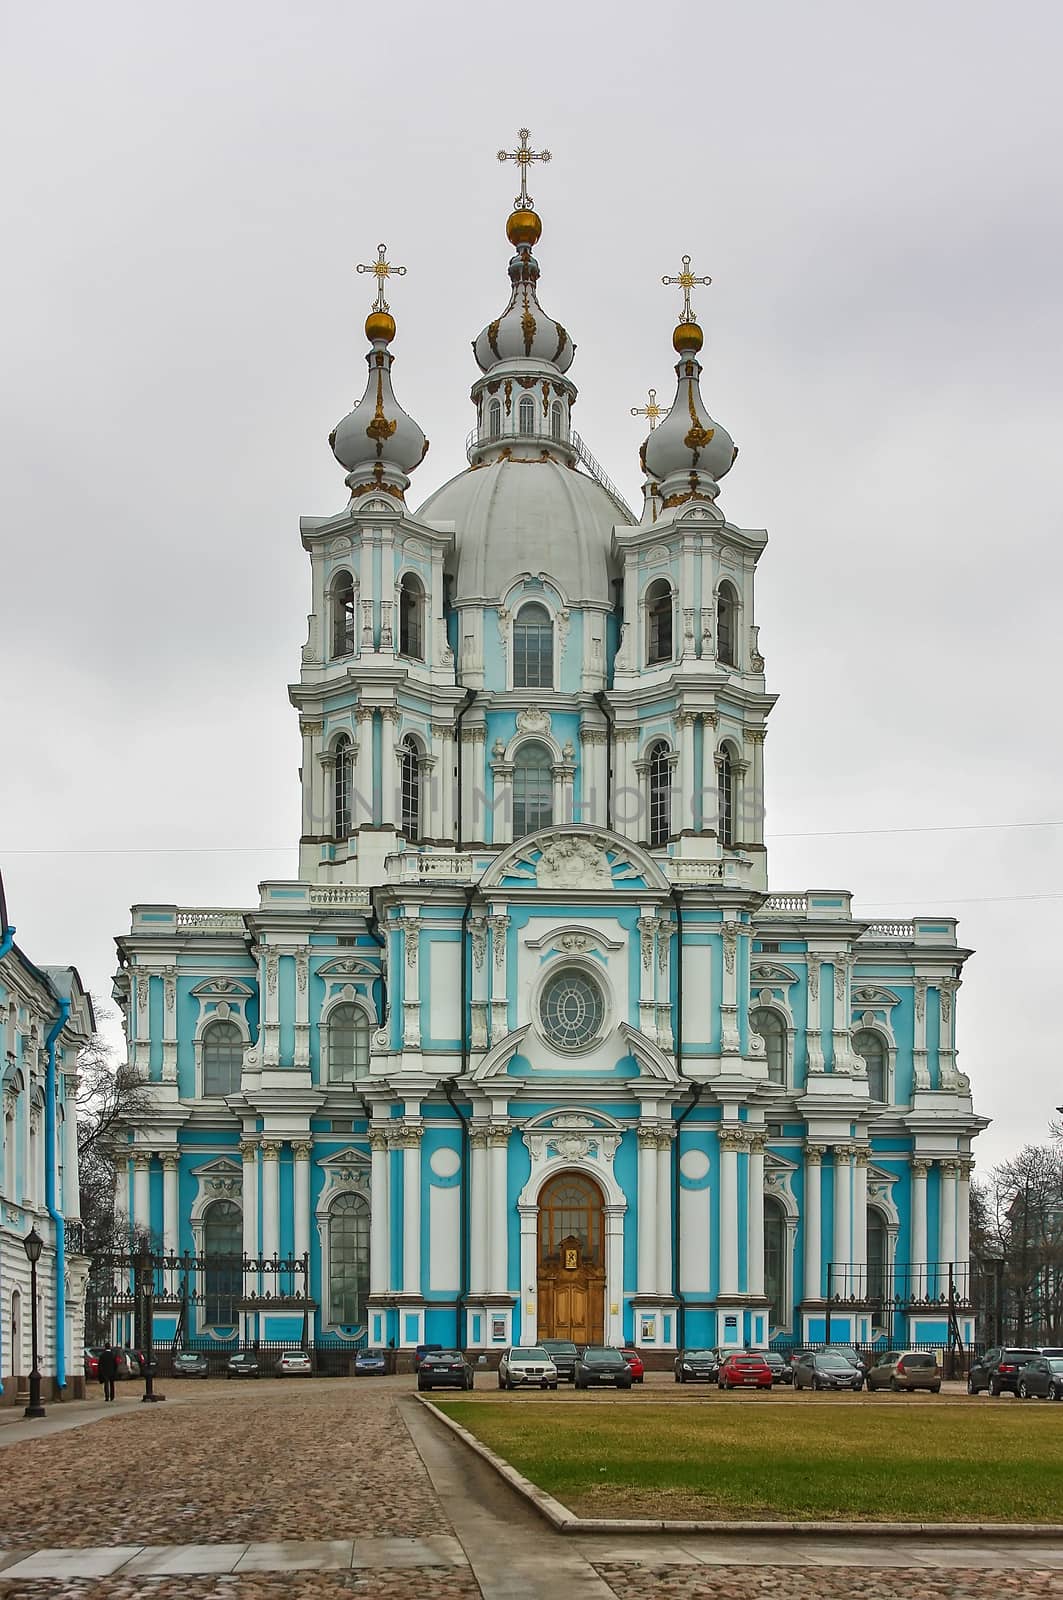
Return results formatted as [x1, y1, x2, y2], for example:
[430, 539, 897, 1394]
[718, 1353, 773, 1390]
[620, 1348, 645, 1383]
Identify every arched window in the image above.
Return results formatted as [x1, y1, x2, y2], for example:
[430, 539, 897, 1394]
[400, 737, 421, 840]
[764, 1196, 786, 1326]
[853, 1029, 888, 1102]
[334, 734, 352, 839]
[646, 580, 673, 665]
[512, 741, 553, 837]
[399, 573, 425, 660]
[550, 402, 563, 441]
[327, 1003, 370, 1083]
[751, 1007, 786, 1085]
[203, 1199, 241, 1327]
[489, 399, 502, 440]
[717, 581, 738, 667]
[538, 1171, 604, 1267]
[330, 571, 356, 659]
[329, 1191, 370, 1326]
[718, 744, 737, 848]
[202, 1020, 243, 1097]
[648, 741, 671, 846]
[867, 1205, 888, 1304]
[518, 394, 535, 435]
[513, 602, 553, 689]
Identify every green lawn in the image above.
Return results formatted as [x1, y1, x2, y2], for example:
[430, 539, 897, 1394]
[436, 1400, 1063, 1522]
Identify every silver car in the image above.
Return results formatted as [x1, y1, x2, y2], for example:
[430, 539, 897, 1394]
[497, 1346, 559, 1390]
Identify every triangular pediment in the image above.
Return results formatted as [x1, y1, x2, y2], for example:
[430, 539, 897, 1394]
[191, 1155, 242, 1177]
[318, 1144, 370, 1169]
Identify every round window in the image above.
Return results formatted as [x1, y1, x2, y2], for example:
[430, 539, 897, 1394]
[539, 968, 605, 1051]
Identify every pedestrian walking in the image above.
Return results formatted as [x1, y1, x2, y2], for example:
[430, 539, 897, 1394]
[98, 1345, 118, 1402]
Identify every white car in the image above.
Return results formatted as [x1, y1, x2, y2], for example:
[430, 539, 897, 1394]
[276, 1350, 313, 1376]
[497, 1346, 559, 1390]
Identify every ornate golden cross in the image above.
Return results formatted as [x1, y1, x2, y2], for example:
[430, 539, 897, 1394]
[497, 126, 552, 210]
[631, 388, 670, 430]
[662, 253, 711, 323]
[356, 243, 407, 313]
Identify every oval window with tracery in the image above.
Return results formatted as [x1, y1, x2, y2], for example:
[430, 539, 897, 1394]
[540, 968, 605, 1051]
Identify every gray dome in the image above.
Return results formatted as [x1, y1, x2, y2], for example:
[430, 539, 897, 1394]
[417, 456, 625, 604]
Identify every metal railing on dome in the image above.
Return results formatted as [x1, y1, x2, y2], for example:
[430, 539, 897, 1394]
[462, 426, 636, 524]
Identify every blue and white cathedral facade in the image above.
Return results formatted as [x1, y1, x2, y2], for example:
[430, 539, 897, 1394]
[114, 152, 985, 1358]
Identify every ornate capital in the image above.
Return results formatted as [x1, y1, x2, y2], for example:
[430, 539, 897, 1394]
[939, 1160, 961, 1180]
[355, 705, 375, 724]
[393, 1121, 424, 1149]
[368, 1128, 390, 1152]
[718, 1126, 748, 1152]
[133, 1151, 153, 1172]
[911, 1159, 931, 1179]
[804, 1145, 823, 1167]
[469, 1128, 490, 1150]
[240, 1140, 258, 1163]
[161, 1151, 179, 1172]
[292, 1141, 313, 1161]
[487, 1123, 513, 1147]
[261, 1141, 281, 1162]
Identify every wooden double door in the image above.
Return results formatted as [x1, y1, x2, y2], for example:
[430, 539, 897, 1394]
[536, 1173, 606, 1346]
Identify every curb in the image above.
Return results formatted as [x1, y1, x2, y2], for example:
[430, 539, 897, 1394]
[414, 1395, 1063, 1540]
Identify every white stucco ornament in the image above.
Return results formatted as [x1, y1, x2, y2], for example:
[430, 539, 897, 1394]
[536, 835, 611, 890]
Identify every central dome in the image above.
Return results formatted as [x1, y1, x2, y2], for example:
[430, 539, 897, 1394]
[417, 456, 625, 603]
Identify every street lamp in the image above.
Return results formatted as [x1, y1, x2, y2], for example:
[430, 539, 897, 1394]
[22, 1225, 45, 1419]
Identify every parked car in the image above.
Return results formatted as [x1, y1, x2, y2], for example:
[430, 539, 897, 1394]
[414, 1343, 444, 1371]
[1039, 1347, 1063, 1359]
[1017, 1356, 1063, 1400]
[226, 1351, 260, 1379]
[865, 1350, 941, 1393]
[417, 1350, 475, 1391]
[674, 1348, 720, 1384]
[354, 1348, 388, 1376]
[967, 1347, 1042, 1396]
[718, 1352, 773, 1390]
[620, 1348, 645, 1383]
[83, 1347, 103, 1381]
[822, 1345, 868, 1386]
[751, 1350, 790, 1384]
[117, 1348, 144, 1378]
[786, 1347, 812, 1378]
[172, 1351, 210, 1378]
[539, 1339, 579, 1383]
[276, 1350, 313, 1377]
[574, 1346, 632, 1390]
[793, 1351, 863, 1391]
[498, 1346, 559, 1390]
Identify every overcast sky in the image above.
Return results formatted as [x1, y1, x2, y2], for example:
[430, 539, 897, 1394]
[2, 0, 1060, 1170]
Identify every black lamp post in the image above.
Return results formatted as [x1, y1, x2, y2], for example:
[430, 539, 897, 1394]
[23, 1225, 46, 1419]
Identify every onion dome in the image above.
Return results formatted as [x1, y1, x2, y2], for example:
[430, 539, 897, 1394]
[643, 256, 737, 502]
[328, 244, 428, 500]
[472, 208, 575, 374]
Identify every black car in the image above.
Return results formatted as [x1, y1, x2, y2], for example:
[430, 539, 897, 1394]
[1016, 1356, 1063, 1400]
[821, 1345, 868, 1386]
[539, 1339, 579, 1383]
[172, 1351, 209, 1378]
[574, 1346, 632, 1390]
[967, 1346, 1042, 1397]
[417, 1350, 475, 1391]
[793, 1351, 863, 1391]
[226, 1351, 260, 1379]
[752, 1350, 790, 1384]
[673, 1348, 720, 1384]
[414, 1343, 444, 1371]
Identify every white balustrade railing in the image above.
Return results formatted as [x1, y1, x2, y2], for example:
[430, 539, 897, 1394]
[308, 886, 372, 909]
[174, 909, 249, 932]
[760, 894, 808, 914]
[861, 920, 916, 940]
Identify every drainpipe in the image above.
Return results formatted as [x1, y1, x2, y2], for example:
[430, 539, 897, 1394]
[442, 886, 475, 1348]
[593, 690, 614, 830]
[45, 995, 71, 1394]
[669, 886, 703, 1351]
[453, 689, 476, 844]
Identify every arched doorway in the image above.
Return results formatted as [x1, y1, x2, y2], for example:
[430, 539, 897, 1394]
[536, 1172, 606, 1345]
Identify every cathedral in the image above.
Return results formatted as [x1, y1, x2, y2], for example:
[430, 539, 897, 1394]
[114, 134, 985, 1360]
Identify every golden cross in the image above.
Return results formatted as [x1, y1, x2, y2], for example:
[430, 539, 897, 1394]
[630, 388, 670, 431]
[662, 253, 711, 324]
[497, 126, 552, 210]
[356, 243, 407, 313]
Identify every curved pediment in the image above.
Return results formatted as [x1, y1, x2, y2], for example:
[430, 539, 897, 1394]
[480, 827, 670, 894]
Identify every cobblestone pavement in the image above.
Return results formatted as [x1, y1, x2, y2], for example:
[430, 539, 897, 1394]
[592, 1567, 1063, 1598]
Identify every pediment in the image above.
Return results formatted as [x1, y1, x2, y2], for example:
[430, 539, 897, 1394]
[523, 924, 624, 955]
[764, 1148, 800, 1175]
[851, 985, 902, 1008]
[481, 826, 670, 894]
[318, 1144, 370, 1170]
[469, 1026, 532, 1080]
[316, 957, 379, 980]
[190, 978, 255, 1000]
[617, 1023, 680, 1082]
[522, 1106, 625, 1135]
[191, 1155, 242, 1177]
[750, 962, 799, 986]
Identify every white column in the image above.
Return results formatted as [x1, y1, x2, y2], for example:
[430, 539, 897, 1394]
[162, 1152, 179, 1256]
[718, 1129, 740, 1296]
[353, 707, 374, 827]
[469, 1131, 489, 1294]
[488, 914, 509, 1045]
[656, 1129, 673, 1296]
[490, 758, 514, 845]
[910, 1158, 929, 1300]
[956, 1157, 973, 1300]
[747, 1133, 766, 1298]
[613, 728, 639, 840]
[162, 968, 178, 1082]
[519, 1205, 538, 1343]
[487, 1126, 510, 1292]
[293, 1140, 312, 1264]
[461, 725, 486, 844]
[605, 1205, 625, 1346]
[677, 711, 696, 834]
[62, 1078, 81, 1220]
[578, 726, 606, 827]
[803, 1146, 822, 1301]
[260, 1141, 281, 1258]
[133, 1152, 151, 1239]
[637, 1126, 659, 1295]
[369, 1128, 390, 1295]
[852, 1147, 868, 1299]
[359, 530, 375, 649]
[402, 1124, 423, 1296]
[434, 724, 455, 841]
[241, 1139, 259, 1301]
[938, 1160, 959, 1278]
[380, 708, 400, 826]
[831, 1145, 852, 1299]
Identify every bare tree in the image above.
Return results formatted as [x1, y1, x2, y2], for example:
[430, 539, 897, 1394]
[974, 1143, 1063, 1343]
[75, 1004, 154, 1256]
